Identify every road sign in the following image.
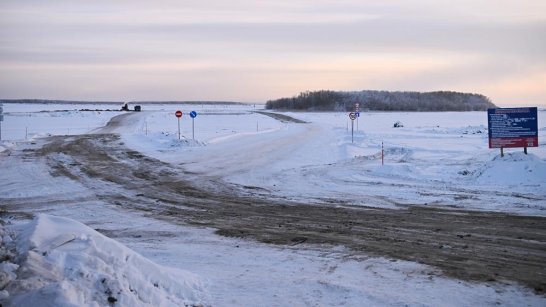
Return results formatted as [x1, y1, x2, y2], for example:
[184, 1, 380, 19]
[487, 107, 538, 149]
[349, 112, 356, 120]
[189, 111, 197, 140]
[175, 110, 183, 140]
[356, 112, 360, 117]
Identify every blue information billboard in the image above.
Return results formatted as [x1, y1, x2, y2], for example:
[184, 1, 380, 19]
[487, 107, 538, 149]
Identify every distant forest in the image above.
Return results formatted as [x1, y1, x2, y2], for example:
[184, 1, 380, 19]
[265, 90, 496, 111]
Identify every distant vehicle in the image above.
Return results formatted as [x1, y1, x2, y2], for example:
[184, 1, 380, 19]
[121, 103, 129, 111]
[134, 105, 141, 112]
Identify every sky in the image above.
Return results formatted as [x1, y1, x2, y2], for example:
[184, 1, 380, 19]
[0, 0, 545, 106]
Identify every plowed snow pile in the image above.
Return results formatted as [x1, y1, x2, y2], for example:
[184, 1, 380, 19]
[476, 152, 546, 186]
[0, 215, 210, 307]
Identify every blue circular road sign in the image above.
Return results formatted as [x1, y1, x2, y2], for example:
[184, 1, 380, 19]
[190, 111, 197, 118]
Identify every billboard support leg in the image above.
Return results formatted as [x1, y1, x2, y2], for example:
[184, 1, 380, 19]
[524, 147, 527, 155]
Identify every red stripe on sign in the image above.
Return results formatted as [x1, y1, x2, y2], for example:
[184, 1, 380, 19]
[489, 137, 538, 148]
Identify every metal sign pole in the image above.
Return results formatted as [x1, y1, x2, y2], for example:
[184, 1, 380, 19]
[351, 120, 354, 143]
[178, 118, 181, 140]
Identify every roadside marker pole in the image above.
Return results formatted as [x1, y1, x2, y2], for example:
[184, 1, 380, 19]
[0, 103, 2, 140]
[178, 118, 181, 140]
[382, 142, 384, 166]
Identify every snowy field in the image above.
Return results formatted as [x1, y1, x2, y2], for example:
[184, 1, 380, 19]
[3, 103, 545, 215]
[1, 103, 545, 306]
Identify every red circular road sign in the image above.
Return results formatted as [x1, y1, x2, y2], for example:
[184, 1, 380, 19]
[175, 110, 183, 118]
[349, 112, 356, 120]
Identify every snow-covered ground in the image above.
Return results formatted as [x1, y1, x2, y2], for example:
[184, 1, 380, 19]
[120, 106, 546, 216]
[1, 103, 545, 306]
[3, 211, 543, 306]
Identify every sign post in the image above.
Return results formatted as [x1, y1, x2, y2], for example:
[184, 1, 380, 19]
[189, 111, 197, 140]
[175, 110, 183, 140]
[487, 107, 538, 157]
[349, 112, 356, 143]
[355, 103, 360, 131]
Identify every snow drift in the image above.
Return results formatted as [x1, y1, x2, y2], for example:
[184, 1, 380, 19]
[476, 152, 546, 186]
[0, 214, 210, 307]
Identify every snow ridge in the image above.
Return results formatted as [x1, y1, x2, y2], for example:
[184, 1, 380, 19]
[0, 215, 210, 307]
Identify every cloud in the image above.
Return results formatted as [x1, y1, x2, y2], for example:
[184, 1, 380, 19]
[0, 0, 545, 104]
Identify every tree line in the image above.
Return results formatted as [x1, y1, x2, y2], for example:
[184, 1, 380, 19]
[265, 90, 496, 111]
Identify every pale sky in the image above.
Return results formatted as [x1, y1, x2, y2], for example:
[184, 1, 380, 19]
[1, 0, 545, 106]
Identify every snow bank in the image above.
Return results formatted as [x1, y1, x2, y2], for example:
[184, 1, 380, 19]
[0, 141, 15, 153]
[0, 215, 210, 307]
[476, 152, 546, 186]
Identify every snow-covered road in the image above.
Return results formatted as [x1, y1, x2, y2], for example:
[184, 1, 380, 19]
[114, 108, 546, 215]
